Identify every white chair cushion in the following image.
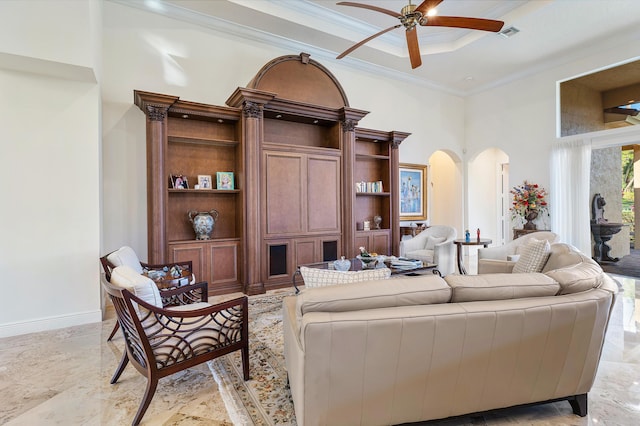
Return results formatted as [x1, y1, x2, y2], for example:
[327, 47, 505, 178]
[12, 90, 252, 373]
[110, 265, 163, 308]
[405, 249, 434, 263]
[512, 238, 551, 273]
[300, 266, 391, 289]
[107, 246, 144, 274]
[425, 236, 446, 250]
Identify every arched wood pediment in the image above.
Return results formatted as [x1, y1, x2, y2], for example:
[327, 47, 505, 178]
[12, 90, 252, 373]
[247, 53, 349, 108]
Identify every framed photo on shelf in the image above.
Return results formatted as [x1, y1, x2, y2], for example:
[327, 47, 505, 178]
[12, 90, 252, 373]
[197, 175, 212, 189]
[399, 163, 427, 221]
[170, 174, 189, 189]
[216, 172, 234, 190]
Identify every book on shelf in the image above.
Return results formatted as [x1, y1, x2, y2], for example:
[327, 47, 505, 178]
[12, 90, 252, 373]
[355, 180, 384, 193]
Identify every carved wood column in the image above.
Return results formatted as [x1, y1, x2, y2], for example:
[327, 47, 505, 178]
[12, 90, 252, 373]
[241, 101, 265, 295]
[341, 118, 357, 257]
[134, 91, 179, 263]
[227, 87, 275, 295]
[389, 131, 410, 256]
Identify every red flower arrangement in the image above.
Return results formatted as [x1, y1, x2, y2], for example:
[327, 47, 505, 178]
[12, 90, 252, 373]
[510, 180, 548, 221]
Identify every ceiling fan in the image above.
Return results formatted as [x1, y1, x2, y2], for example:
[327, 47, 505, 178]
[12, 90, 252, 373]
[336, 0, 505, 69]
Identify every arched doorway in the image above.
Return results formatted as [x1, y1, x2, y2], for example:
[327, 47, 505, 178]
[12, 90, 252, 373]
[428, 150, 463, 233]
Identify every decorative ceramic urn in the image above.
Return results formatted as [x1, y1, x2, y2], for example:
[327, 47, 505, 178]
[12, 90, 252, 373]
[188, 209, 219, 240]
[333, 256, 351, 271]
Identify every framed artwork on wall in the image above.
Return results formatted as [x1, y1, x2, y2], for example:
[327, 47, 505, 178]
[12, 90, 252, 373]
[216, 172, 235, 190]
[399, 163, 427, 221]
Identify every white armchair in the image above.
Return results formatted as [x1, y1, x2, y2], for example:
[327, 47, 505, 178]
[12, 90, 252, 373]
[477, 231, 560, 274]
[399, 225, 457, 276]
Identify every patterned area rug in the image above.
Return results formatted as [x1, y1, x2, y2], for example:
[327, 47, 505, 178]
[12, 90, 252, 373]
[208, 292, 298, 425]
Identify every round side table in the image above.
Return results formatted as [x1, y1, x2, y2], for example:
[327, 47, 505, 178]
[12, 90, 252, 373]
[453, 238, 492, 274]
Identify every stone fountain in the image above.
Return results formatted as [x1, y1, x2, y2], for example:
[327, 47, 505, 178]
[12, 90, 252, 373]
[590, 193, 623, 263]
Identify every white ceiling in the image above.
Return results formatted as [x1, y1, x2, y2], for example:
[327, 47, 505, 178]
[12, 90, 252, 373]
[120, 0, 640, 95]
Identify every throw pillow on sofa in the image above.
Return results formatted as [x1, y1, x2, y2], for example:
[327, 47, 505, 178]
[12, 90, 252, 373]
[300, 266, 391, 289]
[512, 238, 551, 273]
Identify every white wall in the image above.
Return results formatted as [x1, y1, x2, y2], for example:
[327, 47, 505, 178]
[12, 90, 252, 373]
[0, 1, 102, 337]
[466, 44, 640, 242]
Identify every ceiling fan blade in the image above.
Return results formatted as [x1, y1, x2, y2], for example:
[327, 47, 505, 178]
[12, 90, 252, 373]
[336, 2, 401, 19]
[337, 24, 402, 59]
[406, 28, 422, 69]
[422, 16, 504, 32]
[415, 0, 444, 16]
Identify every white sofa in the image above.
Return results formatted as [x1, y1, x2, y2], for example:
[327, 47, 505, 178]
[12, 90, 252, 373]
[477, 231, 559, 274]
[399, 225, 457, 276]
[283, 243, 618, 426]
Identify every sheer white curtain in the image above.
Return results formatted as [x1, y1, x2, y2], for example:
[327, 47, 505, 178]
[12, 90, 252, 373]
[550, 139, 592, 254]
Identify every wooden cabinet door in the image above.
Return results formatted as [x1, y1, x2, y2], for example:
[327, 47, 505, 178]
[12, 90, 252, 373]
[169, 242, 206, 283]
[264, 152, 305, 235]
[307, 155, 340, 232]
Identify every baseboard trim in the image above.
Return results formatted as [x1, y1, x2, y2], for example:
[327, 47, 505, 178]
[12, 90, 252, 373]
[0, 310, 103, 338]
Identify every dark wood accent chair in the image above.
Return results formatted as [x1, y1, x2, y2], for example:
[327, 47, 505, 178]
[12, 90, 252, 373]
[100, 247, 194, 341]
[102, 277, 249, 426]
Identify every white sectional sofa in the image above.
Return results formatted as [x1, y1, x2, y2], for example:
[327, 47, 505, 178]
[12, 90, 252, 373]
[282, 243, 618, 426]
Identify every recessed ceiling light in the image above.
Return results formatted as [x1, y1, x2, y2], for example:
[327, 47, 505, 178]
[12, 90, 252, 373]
[276, 114, 282, 119]
[217, 119, 224, 123]
[499, 26, 520, 38]
[182, 114, 189, 119]
[313, 120, 319, 124]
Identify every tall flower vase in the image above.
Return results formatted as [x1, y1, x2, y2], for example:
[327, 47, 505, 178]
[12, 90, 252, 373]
[523, 210, 538, 230]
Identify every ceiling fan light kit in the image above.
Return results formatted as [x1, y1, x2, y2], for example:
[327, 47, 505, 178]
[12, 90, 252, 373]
[336, 0, 505, 69]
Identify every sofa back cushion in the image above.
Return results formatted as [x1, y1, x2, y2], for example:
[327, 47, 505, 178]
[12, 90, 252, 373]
[541, 243, 584, 272]
[300, 266, 391, 288]
[296, 274, 451, 319]
[444, 273, 560, 302]
[545, 256, 604, 294]
[512, 238, 551, 273]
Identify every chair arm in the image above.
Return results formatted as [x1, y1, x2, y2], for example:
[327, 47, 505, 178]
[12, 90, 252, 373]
[433, 241, 456, 276]
[400, 233, 429, 255]
[160, 281, 208, 306]
[477, 245, 512, 260]
[477, 259, 516, 274]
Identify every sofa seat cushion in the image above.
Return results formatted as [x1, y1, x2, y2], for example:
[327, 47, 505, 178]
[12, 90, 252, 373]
[512, 238, 551, 273]
[444, 273, 560, 302]
[545, 256, 604, 294]
[296, 274, 451, 319]
[404, 249, 434, 263]
[300, 266, 391, 288]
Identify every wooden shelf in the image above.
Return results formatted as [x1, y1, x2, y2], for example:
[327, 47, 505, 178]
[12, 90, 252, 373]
[356, 153, 390, 161]
[168, 189, 240, 194]
[168, 136, 239, 146]
[169, 237, 241, 244]
[355, 192, 390, 197]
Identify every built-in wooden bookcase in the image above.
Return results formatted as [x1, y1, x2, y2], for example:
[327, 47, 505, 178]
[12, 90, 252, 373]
[135, 53, 410, 294]
[135, 92, 244, 295]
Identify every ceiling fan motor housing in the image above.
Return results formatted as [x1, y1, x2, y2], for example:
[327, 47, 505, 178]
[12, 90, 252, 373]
[400, 4, 423, 29]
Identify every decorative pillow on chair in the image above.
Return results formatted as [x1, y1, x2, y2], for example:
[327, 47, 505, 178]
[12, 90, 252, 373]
[107, 246, 144, 274]
[110, 265, 163, 308]
[300, 266, 391, 289]
[512, 238, 551, 273]
[425, 236, 446, 250]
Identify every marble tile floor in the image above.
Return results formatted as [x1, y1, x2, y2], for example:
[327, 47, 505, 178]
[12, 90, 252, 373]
[1, 277, 639, 426]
